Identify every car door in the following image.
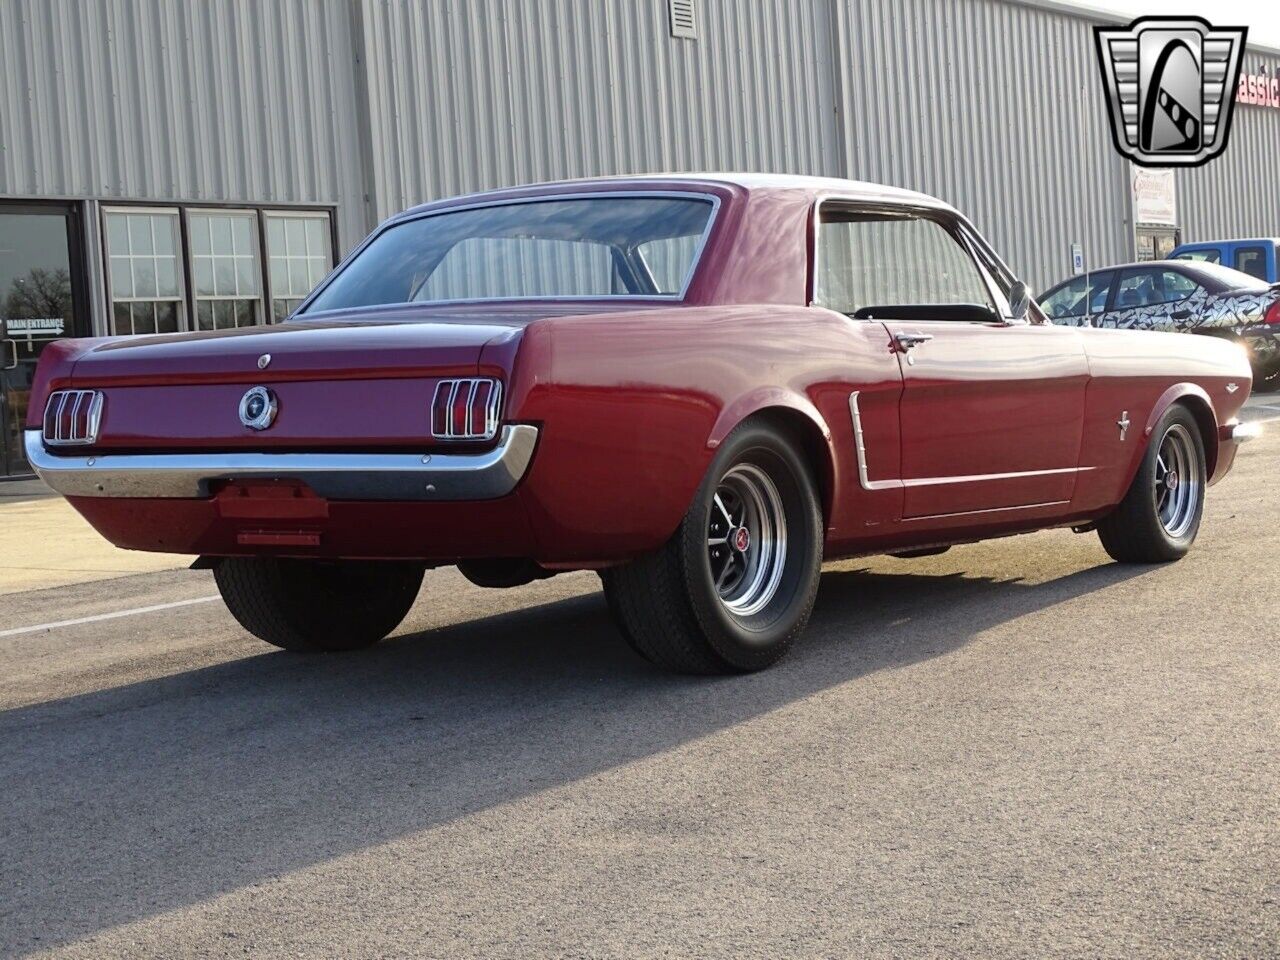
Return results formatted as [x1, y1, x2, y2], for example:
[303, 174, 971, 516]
[815, 204, 1089, 518]
[0, 202, 89, 477]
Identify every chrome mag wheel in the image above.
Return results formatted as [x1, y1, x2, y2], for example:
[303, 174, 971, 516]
[1155, 422, 1201, 539]
[706, 462, 788, 617]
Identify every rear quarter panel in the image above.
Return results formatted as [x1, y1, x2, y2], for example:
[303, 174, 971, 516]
[507, 306, 904, 564]
[1073, 329, 1250, 513]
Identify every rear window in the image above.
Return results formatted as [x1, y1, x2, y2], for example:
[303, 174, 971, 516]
[303, 195, 716, 312]
[1173, 247, 1221, 264]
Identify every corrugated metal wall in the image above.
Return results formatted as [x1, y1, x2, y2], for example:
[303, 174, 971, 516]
[1, 0, 1277, 296]
[354, 0, 841, 220]
[834, 0, 1132, 290]
[353, 0, 1155, 290]
[0, 0, 369, 249]
[1177, 50, 1280, 243]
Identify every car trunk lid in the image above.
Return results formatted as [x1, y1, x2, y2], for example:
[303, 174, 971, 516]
[61, 313, 522, 451]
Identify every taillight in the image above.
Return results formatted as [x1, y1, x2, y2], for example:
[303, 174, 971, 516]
[430, 378, 502, 441]
[42, 390, 104, 446]
[1264, 300, 1280, 325]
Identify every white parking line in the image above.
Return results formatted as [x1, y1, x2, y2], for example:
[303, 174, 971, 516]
[0, 595, 220, 639]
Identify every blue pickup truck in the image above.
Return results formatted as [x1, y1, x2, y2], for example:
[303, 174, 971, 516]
[1171, 238, 1280, 283]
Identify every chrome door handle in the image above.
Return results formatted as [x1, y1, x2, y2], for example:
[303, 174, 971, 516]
[1, 340, 16, 371]
[893, 331, 933, 364]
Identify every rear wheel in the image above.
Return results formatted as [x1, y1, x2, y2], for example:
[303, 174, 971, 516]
[601, 420, 823, 674]
[1096, 405, 1205, 563]
[214, 557, 424, 652]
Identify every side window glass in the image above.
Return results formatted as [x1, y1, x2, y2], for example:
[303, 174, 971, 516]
[1159, 271, 1200, 304]
[1041, 271, 1115, 318]
[1088, 272, 1115, 312]
[1234, 246, 1267, 281]
[815, 211, 993, 315]
[1114, 270, 1159, 309]
[1041, 278, 1087, 318]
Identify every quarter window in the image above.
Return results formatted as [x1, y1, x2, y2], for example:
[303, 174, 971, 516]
[815, 211, 993, 315]
[265, 212, 334, 320]
[188, 210, 262, 330]
[103, 209, 184, 335]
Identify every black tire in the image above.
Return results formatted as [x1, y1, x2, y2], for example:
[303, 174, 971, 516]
[1096, 404, 1206, 564]
[214, 557, 425, 652]
[601, 419, 823, 674]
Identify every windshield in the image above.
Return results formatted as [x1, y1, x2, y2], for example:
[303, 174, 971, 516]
[303, 195, 716, 313]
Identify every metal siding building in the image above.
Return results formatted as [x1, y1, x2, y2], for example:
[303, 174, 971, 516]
[1176, 47, 1280, 241]
[1, 0, 1278, 475]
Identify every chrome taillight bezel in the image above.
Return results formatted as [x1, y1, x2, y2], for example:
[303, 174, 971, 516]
[431, 378, 502, 441]
[43, 390, 104, 446]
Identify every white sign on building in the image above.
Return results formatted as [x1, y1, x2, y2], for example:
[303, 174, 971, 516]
[1130, 166, 1177, 226]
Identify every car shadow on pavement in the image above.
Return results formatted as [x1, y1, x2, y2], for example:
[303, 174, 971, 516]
[0, 558, 1151, 953]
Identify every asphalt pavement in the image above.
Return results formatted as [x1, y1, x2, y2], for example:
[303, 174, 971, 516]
[0, 407, 1277, 959]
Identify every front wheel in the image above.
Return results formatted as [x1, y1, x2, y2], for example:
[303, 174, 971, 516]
[1096, 405, 1206, 563]
[602, 420, 823, 674]
[214, 557, 425, 652]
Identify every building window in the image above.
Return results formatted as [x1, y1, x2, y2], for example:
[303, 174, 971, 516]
[188, 210, 262, 330]
[103, 208, 184, 335]
[265, 212, 333, 320]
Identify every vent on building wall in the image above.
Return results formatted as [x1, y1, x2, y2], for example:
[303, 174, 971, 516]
[669, 0, 697, 40]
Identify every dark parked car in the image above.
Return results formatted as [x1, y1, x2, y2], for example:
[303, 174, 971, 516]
[1040, 259, 1280, 390]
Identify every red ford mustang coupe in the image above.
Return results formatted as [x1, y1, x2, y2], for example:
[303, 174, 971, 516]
[27, 175, 1258, 673]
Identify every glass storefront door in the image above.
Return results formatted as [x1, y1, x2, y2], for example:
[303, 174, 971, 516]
[0, 203, 88, 477]
[1135, 226, 1178, 263]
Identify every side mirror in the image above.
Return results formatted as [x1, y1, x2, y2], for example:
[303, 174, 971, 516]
[1008, 280, 1032, 321]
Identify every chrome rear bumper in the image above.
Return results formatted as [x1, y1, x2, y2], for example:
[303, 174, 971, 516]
[24, 425, 538, 501]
